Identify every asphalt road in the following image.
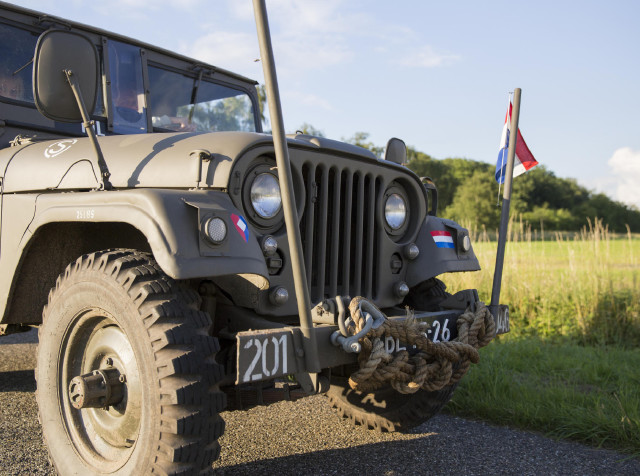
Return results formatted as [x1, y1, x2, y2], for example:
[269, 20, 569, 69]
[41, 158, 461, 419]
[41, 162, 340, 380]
[1, 329, 639, 476]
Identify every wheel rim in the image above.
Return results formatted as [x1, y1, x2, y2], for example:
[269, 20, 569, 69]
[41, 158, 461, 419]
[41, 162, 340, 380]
[59, 308, 142, 471]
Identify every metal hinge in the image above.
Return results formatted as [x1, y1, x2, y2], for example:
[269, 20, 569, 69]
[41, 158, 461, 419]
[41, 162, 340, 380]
[9, 135, 35, 147]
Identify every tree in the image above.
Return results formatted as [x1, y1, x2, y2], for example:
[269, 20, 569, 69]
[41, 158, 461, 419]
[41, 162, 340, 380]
[189, 95, 255, 132]
[299, 130, 640, 232]
[296, 122, 325, 137]
[443, 170, 502, 230]
[343, 132, 384, 158]
[256, 84, 268, 128]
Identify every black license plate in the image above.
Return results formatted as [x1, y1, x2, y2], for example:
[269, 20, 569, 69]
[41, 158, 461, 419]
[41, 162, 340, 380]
[384, 312, 458, 355]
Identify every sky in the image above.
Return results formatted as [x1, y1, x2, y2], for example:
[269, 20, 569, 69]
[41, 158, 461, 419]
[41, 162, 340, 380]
[10, 0, 640, 209]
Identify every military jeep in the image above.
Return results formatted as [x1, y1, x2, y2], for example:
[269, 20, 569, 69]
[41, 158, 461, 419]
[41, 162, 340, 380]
[0, 2, 508, 474]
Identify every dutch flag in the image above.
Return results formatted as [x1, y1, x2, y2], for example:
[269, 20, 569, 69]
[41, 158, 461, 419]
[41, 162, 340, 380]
[495, 100, 538, 184]
[430, 230, 455, 249]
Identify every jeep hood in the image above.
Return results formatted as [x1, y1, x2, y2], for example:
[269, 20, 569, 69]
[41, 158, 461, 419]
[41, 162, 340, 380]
[0, 131, 378, 193]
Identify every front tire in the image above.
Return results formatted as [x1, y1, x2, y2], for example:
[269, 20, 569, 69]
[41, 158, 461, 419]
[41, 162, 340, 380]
[327, 277, 457, 432]
[36, 250, 225, 475]
[327, 373, 457, 432]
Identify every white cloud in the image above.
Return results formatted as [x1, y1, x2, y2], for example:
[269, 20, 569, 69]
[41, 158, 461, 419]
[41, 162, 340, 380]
[185, 0, 459, 83]
[185, 0, 357, 80]
[261, 0, 357, 74]
[608, 147, 640, 208]
[186, 32, 262, 78]
[397, 45, 460, 68]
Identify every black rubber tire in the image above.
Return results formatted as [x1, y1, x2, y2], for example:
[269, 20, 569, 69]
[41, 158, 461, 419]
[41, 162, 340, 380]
[327, 374, 457, 432]
[36, 249, 225, 475]
[403, 277, 450, 312]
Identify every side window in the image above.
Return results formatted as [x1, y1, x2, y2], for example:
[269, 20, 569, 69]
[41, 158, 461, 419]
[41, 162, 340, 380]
[0, 22, 38, 103]
[108, 40, 147, 134]
[148, 65, 257, 133]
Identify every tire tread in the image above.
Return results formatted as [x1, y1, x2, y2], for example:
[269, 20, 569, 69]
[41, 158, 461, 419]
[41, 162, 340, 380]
[38, 249, 225, 475]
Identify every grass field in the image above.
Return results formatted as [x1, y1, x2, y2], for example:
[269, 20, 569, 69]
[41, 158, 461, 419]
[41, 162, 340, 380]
[441, 220, 640, 454]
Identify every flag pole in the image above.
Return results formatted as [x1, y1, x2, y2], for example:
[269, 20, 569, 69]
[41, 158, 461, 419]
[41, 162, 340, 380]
[253, 0, 319, 372]
[490, 88, 522, 316]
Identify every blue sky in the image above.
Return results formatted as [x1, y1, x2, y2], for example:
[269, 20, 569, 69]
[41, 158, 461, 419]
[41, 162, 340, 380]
[12, 0, 640, 208]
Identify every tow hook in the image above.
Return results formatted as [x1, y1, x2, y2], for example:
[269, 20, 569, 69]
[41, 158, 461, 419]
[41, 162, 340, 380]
[331, 297, 386, 353]
[68, 368, 125, 409]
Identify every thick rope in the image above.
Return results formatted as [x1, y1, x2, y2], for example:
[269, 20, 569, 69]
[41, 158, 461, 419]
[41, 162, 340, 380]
[346, 297, 496, 394]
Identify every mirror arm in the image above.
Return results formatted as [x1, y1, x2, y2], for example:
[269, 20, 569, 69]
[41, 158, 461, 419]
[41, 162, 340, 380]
[63, 69, 112, 191]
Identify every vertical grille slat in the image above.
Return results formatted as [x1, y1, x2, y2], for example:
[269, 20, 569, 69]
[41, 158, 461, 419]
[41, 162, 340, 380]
[303, 163, 317, 286]
[315, 166, 329, 299]
[301, 163, 382, 303]
[353, 174, 365, 297]
[364, 176, 376, 297]
[329, 168, 342, 297]
[341, 170, 353, 296]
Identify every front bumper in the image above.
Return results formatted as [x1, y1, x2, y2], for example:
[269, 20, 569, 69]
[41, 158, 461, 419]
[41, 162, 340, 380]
[235, 300, 509, 385]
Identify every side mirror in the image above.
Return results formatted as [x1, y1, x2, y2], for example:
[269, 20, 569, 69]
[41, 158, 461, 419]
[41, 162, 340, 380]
[33, 30, 99, 123]
[384, 137, 407, 165]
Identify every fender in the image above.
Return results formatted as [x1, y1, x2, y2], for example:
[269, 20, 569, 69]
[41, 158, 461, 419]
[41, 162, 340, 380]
[0, 188, 269, 322]
[405, 216, 480, 286]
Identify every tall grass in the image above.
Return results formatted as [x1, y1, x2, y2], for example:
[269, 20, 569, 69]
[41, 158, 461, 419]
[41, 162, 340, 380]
[444, 218, 640, 347]
[442, 219, 640, 453]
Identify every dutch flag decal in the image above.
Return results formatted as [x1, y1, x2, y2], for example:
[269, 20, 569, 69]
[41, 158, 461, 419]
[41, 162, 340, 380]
[430, 230, 454, 249]
[231, 214, 249, 242]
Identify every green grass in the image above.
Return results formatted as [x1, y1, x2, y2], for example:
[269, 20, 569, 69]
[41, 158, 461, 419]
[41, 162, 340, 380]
[446, 337, 640, 455]
[444, 220, 640, 347]
[439, 220, 640, 454]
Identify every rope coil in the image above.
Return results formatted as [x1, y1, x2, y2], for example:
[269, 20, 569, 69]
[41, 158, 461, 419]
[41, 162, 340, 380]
[345, 297, 496, 394]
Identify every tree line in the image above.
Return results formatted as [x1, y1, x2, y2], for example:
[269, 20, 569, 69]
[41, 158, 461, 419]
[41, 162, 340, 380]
[334, 130, 640, 233]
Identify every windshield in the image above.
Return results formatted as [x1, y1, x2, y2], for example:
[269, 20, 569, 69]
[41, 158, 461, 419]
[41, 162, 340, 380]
[148, 65, 257, 133]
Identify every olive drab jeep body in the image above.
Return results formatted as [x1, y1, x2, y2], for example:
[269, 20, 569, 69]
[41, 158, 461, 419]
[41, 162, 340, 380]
[0, 2, 508, 474]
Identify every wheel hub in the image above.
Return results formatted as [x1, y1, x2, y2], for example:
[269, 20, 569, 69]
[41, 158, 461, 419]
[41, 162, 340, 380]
[68, 368, 125, 409]
[62, 316, 142, 456]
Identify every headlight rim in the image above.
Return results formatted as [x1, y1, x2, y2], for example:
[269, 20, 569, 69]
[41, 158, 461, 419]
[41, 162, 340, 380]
[242, 162, 285, 231]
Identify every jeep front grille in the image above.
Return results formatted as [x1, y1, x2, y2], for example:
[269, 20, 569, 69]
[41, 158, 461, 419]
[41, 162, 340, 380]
[300, 162, 382, 303]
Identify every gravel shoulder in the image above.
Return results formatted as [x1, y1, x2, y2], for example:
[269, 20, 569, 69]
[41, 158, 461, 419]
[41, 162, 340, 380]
[1, 329, 638, 476]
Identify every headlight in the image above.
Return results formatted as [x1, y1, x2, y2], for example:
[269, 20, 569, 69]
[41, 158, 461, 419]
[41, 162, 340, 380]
[250, 173, 282, 219]
[385, 193, 407, 230]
